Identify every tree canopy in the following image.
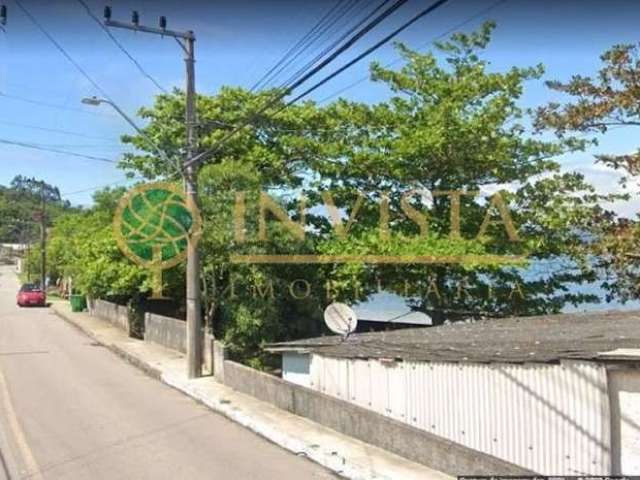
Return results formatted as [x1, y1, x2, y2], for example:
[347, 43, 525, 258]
[36, 22, 632, 365]
[0, 175, 73, 244]
[536, 41, 640, 302]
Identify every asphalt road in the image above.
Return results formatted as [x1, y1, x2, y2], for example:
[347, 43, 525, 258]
[0, 266, 335, 480]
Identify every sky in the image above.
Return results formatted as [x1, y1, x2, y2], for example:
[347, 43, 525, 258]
[0, 0, 639, 216]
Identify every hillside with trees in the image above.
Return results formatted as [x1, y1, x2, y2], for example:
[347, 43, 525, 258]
[0, 175, 74, 243]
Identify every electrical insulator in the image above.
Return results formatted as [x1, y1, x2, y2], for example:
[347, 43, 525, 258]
[103, 5, 111, 21]
[131, 10, 139, 26]
[159, 16, 167, 30]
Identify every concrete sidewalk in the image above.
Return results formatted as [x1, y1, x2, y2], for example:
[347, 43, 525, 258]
[50, 300, 451, 480]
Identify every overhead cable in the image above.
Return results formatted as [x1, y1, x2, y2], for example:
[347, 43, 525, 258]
[76, 0, 168, 93]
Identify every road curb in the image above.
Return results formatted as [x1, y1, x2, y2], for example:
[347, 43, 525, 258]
[51, 306, 163, 380]
[49, 306, 351, 476]
[49, 303, 449, 480]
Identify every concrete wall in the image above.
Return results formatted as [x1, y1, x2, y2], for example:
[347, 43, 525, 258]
[144, 313, 187, 353]
[144, 312, 214, 374]
[609, 368, 640, 475]
[222, 358, 533, 477]
[213, 340, 227, 383]
[90, 299, 129, 332]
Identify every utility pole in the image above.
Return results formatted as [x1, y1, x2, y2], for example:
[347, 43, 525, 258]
[25, 234, 30, 283]
[183, 33, 203, 379]
[103, 6, 203, 378]
[39, 182, 46, 291]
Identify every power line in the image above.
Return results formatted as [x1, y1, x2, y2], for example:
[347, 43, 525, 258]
[76, 0, 168, 93]
[9, 3, 181, 179]
[0, 119, 119, 140]
[250, 0, 347, 91]
[0, 92, 116, 118]
[39, 143, 126, 149]
[318, 0, 507, 104]
[186, 0, 412, 168]
[183, 2, 498, 147]
[282, 0, 409, 95]
[12, 0, 144, 144]
[280, 0, 393, 91]
[0, 138, 118, 164]
[61, 177, 143, 196]
[286, 0, 451, 106]
[13, 0, 112, 101]
[267, 0, 367, 90]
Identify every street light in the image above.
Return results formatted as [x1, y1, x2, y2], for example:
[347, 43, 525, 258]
[81, 96, 101, 107]
[0, 4, 7, 32]
[81, 96, 181, 176]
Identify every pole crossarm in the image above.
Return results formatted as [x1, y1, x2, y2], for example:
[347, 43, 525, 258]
[104, 19, 194, 41]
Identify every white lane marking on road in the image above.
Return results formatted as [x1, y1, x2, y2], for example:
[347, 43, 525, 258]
[0, 363, 43, 480]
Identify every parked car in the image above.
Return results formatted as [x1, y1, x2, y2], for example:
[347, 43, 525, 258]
[17, 284, 46, 307]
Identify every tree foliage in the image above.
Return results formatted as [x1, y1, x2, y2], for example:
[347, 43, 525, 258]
[0, 175, 73, 244]
[306, 22, 616, 322]
[40, 22, 630, 365]
[536, 42, 640, 301]
[535, 42, 640, 185]
[46, 187, 151, 298]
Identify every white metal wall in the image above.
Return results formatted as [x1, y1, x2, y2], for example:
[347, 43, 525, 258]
[309, 355, 611, 475]
[608, 369, 640, 474]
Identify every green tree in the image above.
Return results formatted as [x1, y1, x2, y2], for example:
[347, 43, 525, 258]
[0, 176, 73, 244]
[71, 22, 625, 364]
[535, 42, 640, 301]
[306, 22, 617, 323]
[46, 187, 151, 299]
[119, 87, 329, 365]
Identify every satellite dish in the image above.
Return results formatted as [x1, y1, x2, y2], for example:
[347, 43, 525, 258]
[324, 302, 358, 337]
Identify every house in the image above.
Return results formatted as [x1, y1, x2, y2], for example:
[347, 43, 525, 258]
[267, 309, 640, 476]
[0, 243, 28, 253]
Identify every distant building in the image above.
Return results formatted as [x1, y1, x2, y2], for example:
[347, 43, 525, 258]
[0, 243, 28, 254]
[353, 310, 431, 332]
[267, 310, 640, 475]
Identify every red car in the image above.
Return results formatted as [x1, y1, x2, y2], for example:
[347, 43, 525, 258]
[17, 284, 46, 307]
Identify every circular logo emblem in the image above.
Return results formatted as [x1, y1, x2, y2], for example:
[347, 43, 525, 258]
[113, 182, 202, 298]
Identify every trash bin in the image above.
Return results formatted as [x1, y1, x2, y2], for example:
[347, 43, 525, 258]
[70, 294, 87, 312]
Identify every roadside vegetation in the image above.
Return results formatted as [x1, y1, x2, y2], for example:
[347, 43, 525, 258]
[6, 23, 639, 367]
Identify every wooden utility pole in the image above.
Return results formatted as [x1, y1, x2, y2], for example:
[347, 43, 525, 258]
[104, 7, 203, 378]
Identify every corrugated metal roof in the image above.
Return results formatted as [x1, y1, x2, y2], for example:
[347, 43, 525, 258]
[267, 310, 640, 363]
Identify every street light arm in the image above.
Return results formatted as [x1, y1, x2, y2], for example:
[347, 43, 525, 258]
[82, 97, 183, 178]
